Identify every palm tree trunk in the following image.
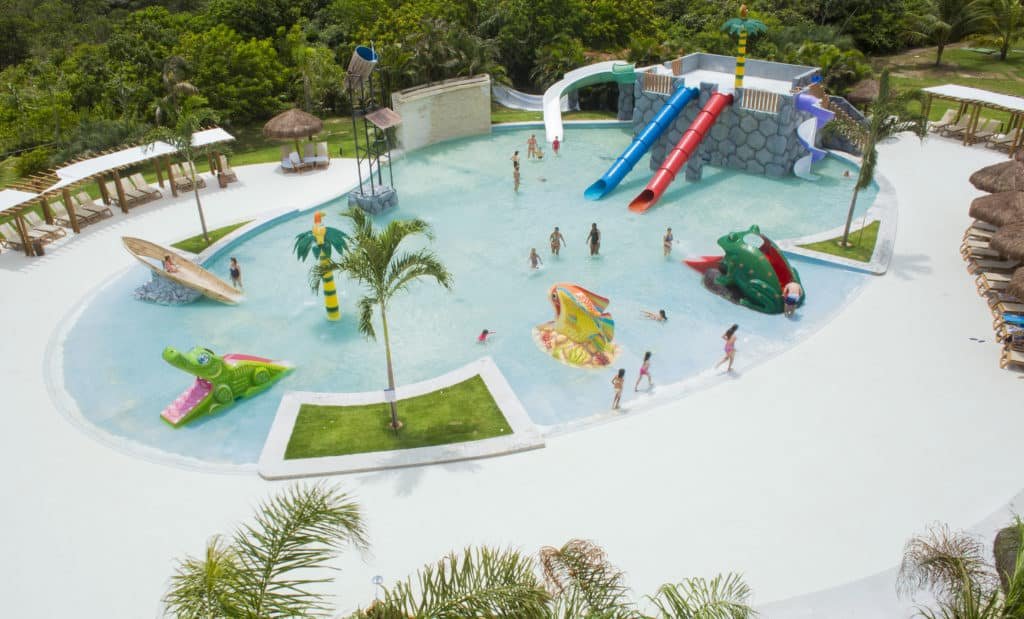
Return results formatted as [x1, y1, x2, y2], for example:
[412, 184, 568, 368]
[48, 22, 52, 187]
[319, 251, 340, 321]
[935, 42, 945, 66]
[380, 303, 400, 431]
[190, 161, 210, 244]
[1001, 38, 1010, 61]
[735, 30, 747, 88]
[841, 184, 862, 247]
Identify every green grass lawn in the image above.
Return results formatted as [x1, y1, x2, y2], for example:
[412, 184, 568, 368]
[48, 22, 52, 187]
[491, 103, 618, 124]
[799, 220, 880, 263]
[284, 375, 513, 459]
[171, 220, 252, 254]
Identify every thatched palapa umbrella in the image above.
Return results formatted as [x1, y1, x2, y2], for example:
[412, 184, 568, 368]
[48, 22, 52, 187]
[991, 222, 1024, 261]
[1009, 267, 1024, 301]
[846, 78, 879, 105]
[970, 159, 1024, 193]
[263, 108, 324, 156]
[969, 192, 1024, 227]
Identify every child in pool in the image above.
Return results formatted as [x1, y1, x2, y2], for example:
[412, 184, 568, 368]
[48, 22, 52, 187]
[229, 257, 243, 290]
[477, 329, 495, 343]
[715, 324, 739, 371]
[611, 368, 625, 409]
[642, 309, 668, 322]
[529, 248, 543, 269]
[635, 351, 653, 391]
[163, 254, 179, 273]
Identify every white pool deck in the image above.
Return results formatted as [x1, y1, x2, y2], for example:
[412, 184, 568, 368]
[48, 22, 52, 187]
[679, 69, 793, 95]
[2, 136, 1022, 617]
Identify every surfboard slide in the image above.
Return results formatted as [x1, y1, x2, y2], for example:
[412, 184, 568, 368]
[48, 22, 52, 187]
[122, 236, 243, 305]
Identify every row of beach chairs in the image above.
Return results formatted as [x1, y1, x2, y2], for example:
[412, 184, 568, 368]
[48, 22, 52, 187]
[0, 156, 237, 253]
[962, 219, 1024, 369]
[280, 142, 330, 173]
[930, 109, 1022, 149]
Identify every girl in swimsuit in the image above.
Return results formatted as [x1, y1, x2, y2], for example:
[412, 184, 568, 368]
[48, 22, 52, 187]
[528, 248, 542, 269]
[163, 254, 179, 273]
[611, 368, 625, 409]
[634, 351, 653, 391]
[663, 227, 674, 257]
[587, 223, 601, 256]
[715, 324, 739, 371]
[229, 257, 243, 290]
[477, 329, 494, 343]
[642, 309, 668, 322]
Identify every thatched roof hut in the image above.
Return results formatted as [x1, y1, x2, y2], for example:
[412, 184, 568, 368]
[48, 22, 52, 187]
[846, 79, 879, 104]
[991, 222, 1024, 261]
[1009, 267, 1024, 301]
[970, 160, 1024, 193]
[262, 108, 323, 140]
[969, 192, 1024, 226]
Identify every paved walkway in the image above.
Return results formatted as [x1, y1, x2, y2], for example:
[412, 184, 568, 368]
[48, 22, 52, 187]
[1, 139, 1021, 617]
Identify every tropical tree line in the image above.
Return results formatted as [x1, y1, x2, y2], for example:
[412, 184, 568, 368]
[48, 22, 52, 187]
[2, 0, 1022, 174]
[162, 483, 1024, 618]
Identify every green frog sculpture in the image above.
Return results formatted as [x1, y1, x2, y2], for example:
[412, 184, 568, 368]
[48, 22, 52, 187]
[160, 346, 294, 426]
[684, 225, 805, 315]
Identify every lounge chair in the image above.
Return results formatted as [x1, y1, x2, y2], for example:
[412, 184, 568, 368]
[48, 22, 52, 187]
[303, 142, 316, 164]
[969, 118, 1003, 144]
[217, 154, 238, 183]
[978, 272, 1011, 294]
[172, 162, 206, 191]
[942, 114, 973, 137]
[49, 200, 95, 228]
[279, 145, 296, 173]
[999, 346, 1024, 369]
[989, 127, 1023, 151]
[0, 222, 48, 251]
[289, 151, 312, 173]
[103, 179, 146, 208]
[129, 173, 162, 198]
[928, 109, 957, 133]
[967, 258, 1020, 274]
[25, 211, 67, 240]
[313, 141, 330, 168]
[73, 192, 113, 220]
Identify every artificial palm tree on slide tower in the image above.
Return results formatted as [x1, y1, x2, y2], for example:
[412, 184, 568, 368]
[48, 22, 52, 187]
[721, 4, 767, 88]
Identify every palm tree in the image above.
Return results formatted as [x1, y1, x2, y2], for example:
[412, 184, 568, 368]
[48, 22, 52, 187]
[146, 103, 218, 244]
[163, 483, 368, 618]
[294, 211, 349, 322]
[530, 33, 586, 90]
[721, 4, 768, 89]
[979, 0, 1024, 60]
[155, 55, 198, 126]
[825, 69, 927, 247]
[648, 573, 756, 618]
[897, 520, 1024, 617]
[320, 207, 452, 431]
[906, 0, 986, 65]
[540, 539, 636, 617]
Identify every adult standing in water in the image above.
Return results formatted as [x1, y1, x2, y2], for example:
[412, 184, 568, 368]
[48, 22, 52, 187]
[663, 227, 674, 257]
[549, 226, 566, 256]
[715, 324, 739, 372]
[587, 223, 601, 256]
[511, 150, 520, 170]
[527, 134, 538, 159]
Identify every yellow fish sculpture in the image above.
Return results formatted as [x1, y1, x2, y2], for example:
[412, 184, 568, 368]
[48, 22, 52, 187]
[533, 283, 620, 368]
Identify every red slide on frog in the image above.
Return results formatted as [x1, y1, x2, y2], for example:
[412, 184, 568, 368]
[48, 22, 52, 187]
[628, 91, 734, 214]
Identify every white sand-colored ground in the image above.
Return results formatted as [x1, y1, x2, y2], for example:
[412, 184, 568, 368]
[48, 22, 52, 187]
[1, 137, 1020, 618]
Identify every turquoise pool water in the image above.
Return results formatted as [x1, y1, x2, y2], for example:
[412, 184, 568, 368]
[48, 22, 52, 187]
[58, 127, 873, 466]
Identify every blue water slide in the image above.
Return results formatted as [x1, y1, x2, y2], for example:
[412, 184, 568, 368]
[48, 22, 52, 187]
[584, 85, 699, 201]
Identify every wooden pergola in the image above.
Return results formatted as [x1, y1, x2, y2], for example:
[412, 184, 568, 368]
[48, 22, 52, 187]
[1, 128, 235, 257]
[922, 84, 1024, 155]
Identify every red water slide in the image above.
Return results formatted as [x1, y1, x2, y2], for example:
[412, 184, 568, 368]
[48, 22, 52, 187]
[628, 92, 734, 213]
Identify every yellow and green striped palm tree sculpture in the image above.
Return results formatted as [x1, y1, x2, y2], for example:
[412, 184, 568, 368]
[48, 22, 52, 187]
[721, 4, 767, 89]
[294, 211, 349, 321]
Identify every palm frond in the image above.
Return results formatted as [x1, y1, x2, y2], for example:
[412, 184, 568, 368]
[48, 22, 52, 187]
[229, 483, 368, 618]
[357, 296, 377, 340]
[294, 231, 316, 262]
[368, 546, 549, 618]
[999, 518, 1024, 614]
[648, 573, 756, 619]
[163, 535, 241, 619]
[539, 539, 636, 618]
[385, 249, 454, 298]
[897, 522, 996, 601]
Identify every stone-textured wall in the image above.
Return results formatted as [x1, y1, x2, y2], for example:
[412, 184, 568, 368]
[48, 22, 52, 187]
[634, 79, 811, 180]
[617, 82, 634, 120]
[391, 75, 491, 152]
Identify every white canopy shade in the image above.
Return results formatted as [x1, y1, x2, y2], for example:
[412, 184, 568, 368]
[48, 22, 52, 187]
[53, 141, 178, 182]
[191, 127, 235, 148]
[0, 189, 39, 211]
[923, 84, 1024, 113]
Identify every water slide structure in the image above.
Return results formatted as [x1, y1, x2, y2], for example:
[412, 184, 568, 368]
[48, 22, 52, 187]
[792, 92, 835, 181]
[583, 85, 700, 201]
[122, 236, 244, 305]
[542, 61, 635, 143]
[627, 92, 734, 214]
[492, 84, 570, 112]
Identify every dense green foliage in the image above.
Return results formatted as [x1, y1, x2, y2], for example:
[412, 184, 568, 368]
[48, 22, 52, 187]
[0, 0, 1019, 175]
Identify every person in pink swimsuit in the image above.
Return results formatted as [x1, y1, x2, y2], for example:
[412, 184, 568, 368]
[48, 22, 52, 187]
[634, 351, 653, 391]
[477, 329, 495, 343]
[715, 324, 739, 371]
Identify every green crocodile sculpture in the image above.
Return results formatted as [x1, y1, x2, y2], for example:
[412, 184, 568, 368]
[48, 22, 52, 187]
[685, 225, 805, 314]
[160, 346, 294, 427]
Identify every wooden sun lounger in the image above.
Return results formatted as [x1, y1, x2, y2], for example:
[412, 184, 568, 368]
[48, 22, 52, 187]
[0, 221, 50, 250]
[989, 128, 1023, 151]
[103, 180, 147, 209]
[968, 119, 1002, 144]
[217, 155, 238, 183]
[943, 116, 973, 138]
[968, 258, 1020, 274]
[49, 200, 97, 228]
[73, 192, 114, 220]
[129, 173, 162, 198]
[25, 211, 67, 240]
[928, 109, 956, 133]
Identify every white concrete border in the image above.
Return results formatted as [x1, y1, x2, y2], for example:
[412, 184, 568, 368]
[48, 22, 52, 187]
[778, 150, 898, 275]
[258, 357, 543, 479]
